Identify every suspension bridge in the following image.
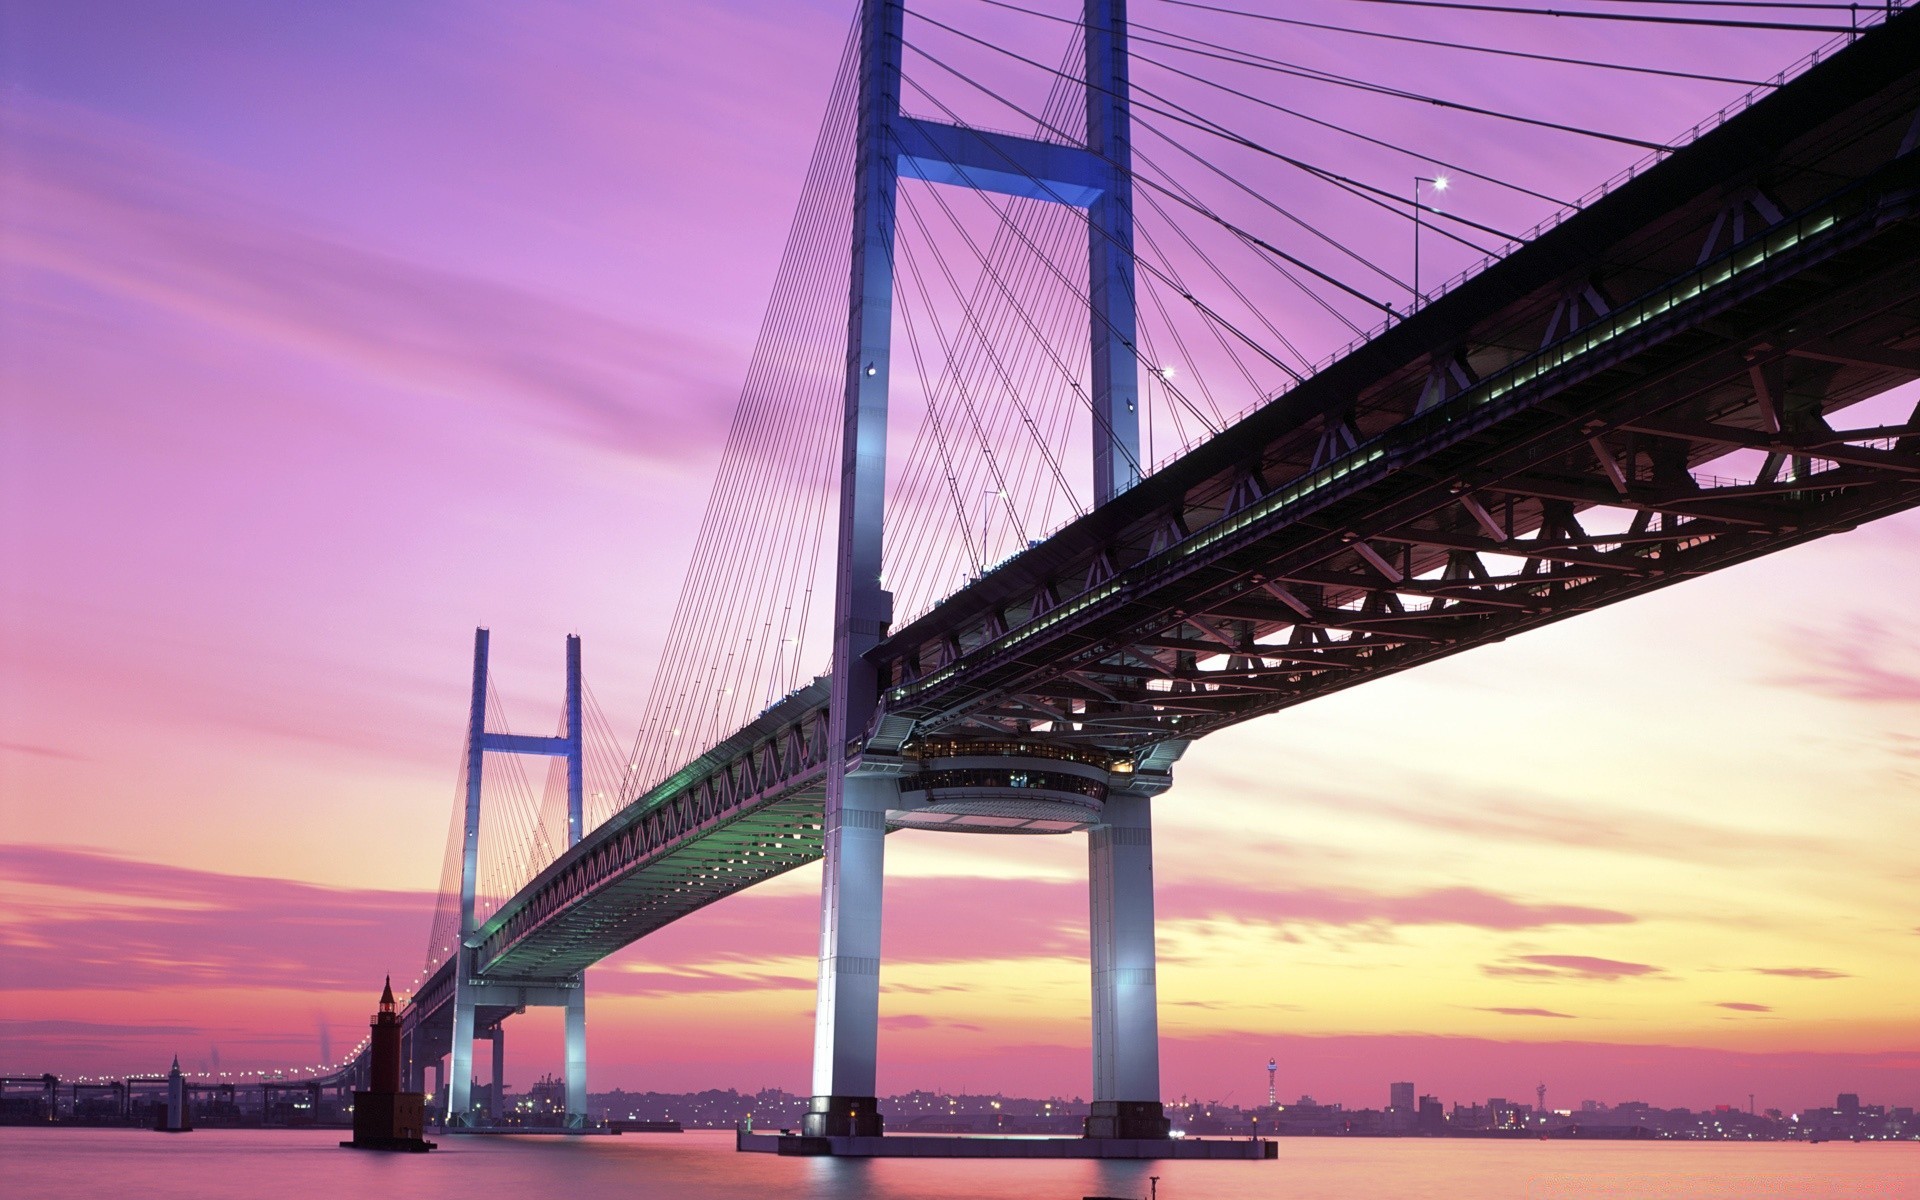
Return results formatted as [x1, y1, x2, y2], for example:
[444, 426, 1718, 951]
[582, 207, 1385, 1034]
[344, 0, 1919, 1156]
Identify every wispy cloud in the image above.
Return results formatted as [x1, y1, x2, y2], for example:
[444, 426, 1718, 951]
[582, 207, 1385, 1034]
[1483, 955, 1665, 982]
[1771, 616, 1920, 706]
[0, 845, 432, 993]
[1162, 1030, 1920, 1112]
[0, 741, 87, 762]
[1206, 768, 1833, 869]
[601, 966, 812, 998]
[627, 876, 1635, 985]
[882, 1014, 983, 1033]
[3, 100, 734, 464]
[1714, 1002, 1773, 1012]
[1166, 883, 1633, 931]
[0, 1018, 206, 1039]
[1750, 966, 1850, 980]
[1474, 1006, 1576, 1019]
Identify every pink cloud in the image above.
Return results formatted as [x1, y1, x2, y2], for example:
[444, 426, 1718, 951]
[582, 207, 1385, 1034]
[1207, 768, 1841, 868]
[0, 741, 87, 762]
[1475, 1007, 1577, 1019]
[627, 875, 1631, 981]
[3, 99, 735, 465]
[1715, 1002, 1773, 1012]
[1162, 1031, 1920, 1113]
[881, 1014, 983, 1033]
[1771, 616, 1920, 705]
[592, 967, 814, 999]
[1168, 883, 1633, 931]
[1483, 955, 1665, 981]
[0, 845, 433, 993]
[1751, 966, 1851, 980]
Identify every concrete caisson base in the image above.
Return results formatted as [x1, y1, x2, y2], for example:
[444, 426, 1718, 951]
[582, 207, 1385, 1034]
[736, 1128, 1275, 1159]
[340, 1137, 437, 1152]
[802, 1093, 884, 1137]
[1084, 1099, 1172, 1139]
[437, 1126, 615, 1136]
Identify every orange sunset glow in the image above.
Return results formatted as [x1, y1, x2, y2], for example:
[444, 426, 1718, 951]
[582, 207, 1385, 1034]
[4, 0, 1917, 1119]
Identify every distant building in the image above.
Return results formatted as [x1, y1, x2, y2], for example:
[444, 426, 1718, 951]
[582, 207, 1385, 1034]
[1388, 1081, 1416, 1132]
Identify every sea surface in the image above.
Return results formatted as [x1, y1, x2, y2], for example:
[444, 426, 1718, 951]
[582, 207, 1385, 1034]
[5, 1127, 1915, 1199]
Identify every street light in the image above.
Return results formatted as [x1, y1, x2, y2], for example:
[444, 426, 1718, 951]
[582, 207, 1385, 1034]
[1413, 174, 1450, 310]
[981, 487, 1007, 569]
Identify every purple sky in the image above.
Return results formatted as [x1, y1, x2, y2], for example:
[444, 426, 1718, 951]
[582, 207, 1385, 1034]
[3, 1, 1917, 1111]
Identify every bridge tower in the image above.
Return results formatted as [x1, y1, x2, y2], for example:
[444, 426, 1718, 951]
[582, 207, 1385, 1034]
[809, 0, 1169, 1141]
[445, 628, 587, 1128]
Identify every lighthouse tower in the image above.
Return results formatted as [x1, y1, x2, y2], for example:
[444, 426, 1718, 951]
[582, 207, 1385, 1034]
[343, 977, 435, 1152]
[154, 1054, 191, 1132]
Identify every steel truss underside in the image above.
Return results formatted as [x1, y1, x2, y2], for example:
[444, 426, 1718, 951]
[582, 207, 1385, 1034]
[416, 13, 1920, 993]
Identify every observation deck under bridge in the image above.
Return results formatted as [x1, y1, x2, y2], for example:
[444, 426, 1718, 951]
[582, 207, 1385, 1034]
[395, 2, 1920, 1152]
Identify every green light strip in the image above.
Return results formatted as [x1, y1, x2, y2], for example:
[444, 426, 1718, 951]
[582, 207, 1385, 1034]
[888, 203, 1851, 706]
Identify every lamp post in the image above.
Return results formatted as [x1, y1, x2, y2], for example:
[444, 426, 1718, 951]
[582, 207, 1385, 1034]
[1413, 174, 1449, 310]
[981, 487, 1006, 572]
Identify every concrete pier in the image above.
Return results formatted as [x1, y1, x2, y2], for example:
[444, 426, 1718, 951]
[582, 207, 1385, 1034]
[737, 1127, 1274, 1159]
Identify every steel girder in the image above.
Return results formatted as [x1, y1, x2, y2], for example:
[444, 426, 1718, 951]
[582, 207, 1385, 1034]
[470, 679, 833, 979]
[422, 13, 1920, 987]
[871, 20, 1920, 749]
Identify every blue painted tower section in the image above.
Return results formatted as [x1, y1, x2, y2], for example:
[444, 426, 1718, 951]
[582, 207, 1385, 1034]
[1086, 0, 1142, 505]
[807, 0, 904, 1140]
[447, 629, 488, 1124]
[808, 0, 1151, 1140]
[445, 628, 589, 1128]
[562, 633, 587, 1127]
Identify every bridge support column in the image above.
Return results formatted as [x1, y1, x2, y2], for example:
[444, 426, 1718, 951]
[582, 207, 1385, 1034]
[1085, 793, 1168, 1139]
[1086, 0, 1142, 506]
[806, 0, 899, 1142]
[447, 953, 477, 1126]
[488, 1026, 504, 1122]
[805, 773, 890, 1137]
[565, 981, 588, 1128]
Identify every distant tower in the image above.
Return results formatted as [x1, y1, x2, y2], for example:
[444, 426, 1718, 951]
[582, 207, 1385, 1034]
[344, 977, 435, 1152]
[1536, 1082, 1547, 1119]
[1390, 1081, 1416, 1113]
[1267, 1059, 1277, 1109]
[156, 1054, 191, 1132]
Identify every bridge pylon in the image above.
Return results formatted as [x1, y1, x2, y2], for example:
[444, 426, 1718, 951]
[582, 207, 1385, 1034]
[809, 0, 1172, 1141]
[443, 628, 588, 1129]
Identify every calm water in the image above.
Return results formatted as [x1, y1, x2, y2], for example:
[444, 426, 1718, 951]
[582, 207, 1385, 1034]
[5, 1128, 1915, 1199]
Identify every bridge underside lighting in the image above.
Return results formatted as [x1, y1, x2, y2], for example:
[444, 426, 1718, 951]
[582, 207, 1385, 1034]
[887, 803, 1094, 834]
[887, 753, 1113, 834]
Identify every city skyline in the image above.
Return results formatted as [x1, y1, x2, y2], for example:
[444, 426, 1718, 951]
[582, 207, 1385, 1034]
[4, 0, 1918, 1116]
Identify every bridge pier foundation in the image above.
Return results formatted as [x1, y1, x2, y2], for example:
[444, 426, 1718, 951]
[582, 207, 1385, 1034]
[1086, 793, 1169, 1139]
[446, 959, 477, 1126]
[488, 1026, 504, 1123]
[565, 983, 588, 1127]
[804, 774, 890, 1137]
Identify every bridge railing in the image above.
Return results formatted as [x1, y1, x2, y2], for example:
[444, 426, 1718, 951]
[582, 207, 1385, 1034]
[1121, 3, 1918, 490]
[879, 9, 1904, 637]
[884, 154, 1915, 702]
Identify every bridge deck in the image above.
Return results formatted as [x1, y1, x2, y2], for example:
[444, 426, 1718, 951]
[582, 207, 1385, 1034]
[874, 16, 1920, 744]
[405, 12, 1920, 998]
